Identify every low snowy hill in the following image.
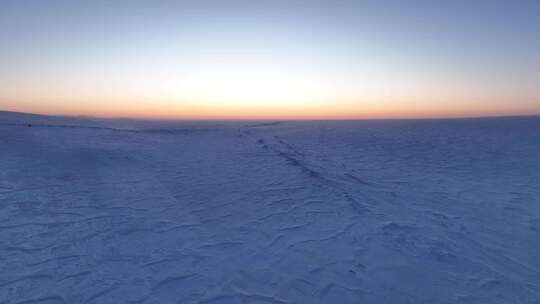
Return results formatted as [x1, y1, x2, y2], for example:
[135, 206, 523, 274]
[0, 111, 101, 127]
[1, 112, 540, 303]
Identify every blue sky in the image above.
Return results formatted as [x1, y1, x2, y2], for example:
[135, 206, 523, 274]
[1, 0, 539, 118]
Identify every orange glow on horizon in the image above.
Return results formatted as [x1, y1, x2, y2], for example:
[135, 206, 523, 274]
[2, 48, 539, 120]
[2, 96, 539, 121]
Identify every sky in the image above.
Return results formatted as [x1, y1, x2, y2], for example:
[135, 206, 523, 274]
[0, 0, 539, 119]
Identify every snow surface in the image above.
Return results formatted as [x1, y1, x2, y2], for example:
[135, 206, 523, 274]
[1, 111, 540, 303]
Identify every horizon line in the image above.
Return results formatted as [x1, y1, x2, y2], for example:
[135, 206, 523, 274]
[2, 109, 540, 123]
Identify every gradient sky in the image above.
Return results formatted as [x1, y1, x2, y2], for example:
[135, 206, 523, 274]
[1, 0, 539, 119]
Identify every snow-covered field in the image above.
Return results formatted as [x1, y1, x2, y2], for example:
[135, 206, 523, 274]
[1, 111, 540, 304]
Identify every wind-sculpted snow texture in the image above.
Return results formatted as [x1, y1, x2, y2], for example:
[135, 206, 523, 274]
[1, 112, 540, 303]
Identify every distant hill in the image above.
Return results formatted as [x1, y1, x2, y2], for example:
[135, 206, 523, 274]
[0, 110, 101, 127]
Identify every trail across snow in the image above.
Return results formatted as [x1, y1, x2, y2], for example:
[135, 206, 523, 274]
[1, 112, 540, 303]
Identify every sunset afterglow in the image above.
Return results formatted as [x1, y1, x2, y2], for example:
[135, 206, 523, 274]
[1, 0, 539, 119]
